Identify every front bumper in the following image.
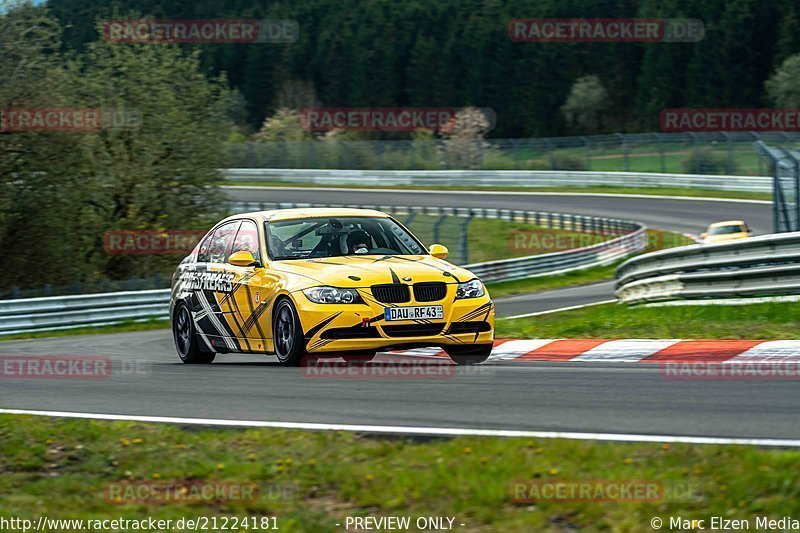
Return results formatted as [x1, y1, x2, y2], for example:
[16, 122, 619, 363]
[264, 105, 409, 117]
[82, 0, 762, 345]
[293, 290, 495, 354]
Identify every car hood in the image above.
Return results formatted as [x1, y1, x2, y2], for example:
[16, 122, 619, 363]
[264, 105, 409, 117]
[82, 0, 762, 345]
[268, 255, 476, 287]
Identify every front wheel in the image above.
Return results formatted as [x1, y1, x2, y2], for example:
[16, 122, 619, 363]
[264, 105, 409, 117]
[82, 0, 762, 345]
[172, 303, 215, 364]
[273, 298, 307, 366]
[444, 344, 492, 365]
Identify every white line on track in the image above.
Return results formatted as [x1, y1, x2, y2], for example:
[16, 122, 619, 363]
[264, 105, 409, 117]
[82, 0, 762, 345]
[223, 185, 771, 204]
[1, 408, 798, 447]
[500, 299, 616, 320]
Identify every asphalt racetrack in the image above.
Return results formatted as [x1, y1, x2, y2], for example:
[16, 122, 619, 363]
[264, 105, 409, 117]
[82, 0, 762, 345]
[2, 189, 793, 443]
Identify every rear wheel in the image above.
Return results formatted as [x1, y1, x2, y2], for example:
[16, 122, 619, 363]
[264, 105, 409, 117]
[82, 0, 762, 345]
[173, 303, 215, 364]
[444, 344, 492, 365]
[273, 298, 307, 366]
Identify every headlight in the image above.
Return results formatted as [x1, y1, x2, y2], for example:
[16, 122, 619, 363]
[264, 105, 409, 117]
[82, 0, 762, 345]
[455, 279, 485, 299]
[303, 286, 362, 304]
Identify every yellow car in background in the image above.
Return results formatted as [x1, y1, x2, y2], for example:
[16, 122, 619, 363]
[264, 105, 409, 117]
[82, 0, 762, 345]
[701, 220, 751, 244]
[169, 208, 494, 366]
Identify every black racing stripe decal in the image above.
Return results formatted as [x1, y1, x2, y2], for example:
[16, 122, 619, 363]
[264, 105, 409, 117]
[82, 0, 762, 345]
[303, 312, 342, 340]
[240, 289, 273, 340]
[308, 338, 335, 351]
[389, 268, 401, 284]
[223, 288, 252, 351]
[458, 302, 493, 322]
[206, 290, 243, 350]
[378, 255, 462, 282]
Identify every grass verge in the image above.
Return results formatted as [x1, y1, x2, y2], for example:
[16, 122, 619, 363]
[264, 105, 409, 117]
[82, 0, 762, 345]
[497, 301, 800, 340]
[1, 415, 798, 531]
[224, 181, 771, 202]
[0, 319, 170, 342]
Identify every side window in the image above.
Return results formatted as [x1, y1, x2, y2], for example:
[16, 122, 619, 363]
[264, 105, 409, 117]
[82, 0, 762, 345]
[229, 220, 260, 262]
[197, 221, 239, 264]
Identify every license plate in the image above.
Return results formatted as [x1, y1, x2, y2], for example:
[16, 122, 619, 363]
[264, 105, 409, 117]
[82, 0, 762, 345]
[384, 306, 443, 321]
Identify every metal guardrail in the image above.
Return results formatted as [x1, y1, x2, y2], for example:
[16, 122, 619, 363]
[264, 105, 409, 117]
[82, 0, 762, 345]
[0, 290, 170, 336]
[0, 204, 644, 336]
[615, 232, 800, 304]
[224, 168, 772, 192]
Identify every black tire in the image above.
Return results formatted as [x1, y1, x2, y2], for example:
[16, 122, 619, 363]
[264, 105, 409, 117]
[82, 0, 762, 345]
[273, 298, 307, 366]
[172, 303, 215, 364]
[341, 351, 377, 363]
[444, 344, 492, 365]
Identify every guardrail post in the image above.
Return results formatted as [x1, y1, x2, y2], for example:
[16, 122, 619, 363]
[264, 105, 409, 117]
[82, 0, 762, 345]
[721, 132, 733, 174]
[689, 133, 700, 174]
[618, 133, 629, 172]
[654, 133, 666, 173]
[580, 136, 591, 170]
[433, 214, 446, 244]
[459, 215, 474, 263]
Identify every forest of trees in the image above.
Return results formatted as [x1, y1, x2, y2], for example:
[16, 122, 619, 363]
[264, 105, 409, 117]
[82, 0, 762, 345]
[45, 0, 800, 138]
[4, 0, 800, 290]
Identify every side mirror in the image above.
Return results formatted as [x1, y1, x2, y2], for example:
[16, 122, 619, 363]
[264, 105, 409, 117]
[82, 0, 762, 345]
[429, 244, 449, 259]
[700, 232, 708, 239]
[228, 250, 259, 267]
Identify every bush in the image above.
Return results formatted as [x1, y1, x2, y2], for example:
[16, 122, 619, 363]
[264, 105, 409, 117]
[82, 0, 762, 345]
[550, 151, 587, 170]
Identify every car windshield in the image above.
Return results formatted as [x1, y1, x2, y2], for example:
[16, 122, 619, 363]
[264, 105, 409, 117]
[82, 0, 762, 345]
[709, 225, 745, 235]
[265, 217, 425, 260]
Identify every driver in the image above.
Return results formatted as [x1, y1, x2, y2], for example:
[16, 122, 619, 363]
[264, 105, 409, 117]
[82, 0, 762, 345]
[346, 228, 371, 254]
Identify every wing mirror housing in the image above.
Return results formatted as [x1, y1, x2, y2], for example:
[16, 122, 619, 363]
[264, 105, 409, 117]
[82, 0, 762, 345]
[228, 250, 261, 267]
[429, 244, 449, 259]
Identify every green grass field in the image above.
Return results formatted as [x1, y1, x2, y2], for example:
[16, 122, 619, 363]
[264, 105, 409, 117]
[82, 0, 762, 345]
[498, 301, 800, 340]
[485, 229, 695, 298]
[1, 415, 798, 532]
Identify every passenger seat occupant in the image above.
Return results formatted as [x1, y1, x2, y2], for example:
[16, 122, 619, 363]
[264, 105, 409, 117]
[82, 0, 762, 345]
[346, 228, 372, 254]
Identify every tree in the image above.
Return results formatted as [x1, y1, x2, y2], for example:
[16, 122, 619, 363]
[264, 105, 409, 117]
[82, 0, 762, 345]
[766, 53, 800, 107]
[439, 107, 493, 169]
[0, 1, 94, 289]
[561, 75, 609, 133]
[253, 108, 307, 142]
[63, 33, 234, 280]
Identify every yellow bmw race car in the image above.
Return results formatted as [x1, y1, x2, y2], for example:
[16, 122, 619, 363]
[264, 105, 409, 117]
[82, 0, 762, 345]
[169, 208, 495, 366]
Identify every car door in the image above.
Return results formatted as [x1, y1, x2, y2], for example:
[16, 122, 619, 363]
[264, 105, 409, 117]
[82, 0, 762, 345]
[190, 220, 240, 352]
[222, 219, 279, 353]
